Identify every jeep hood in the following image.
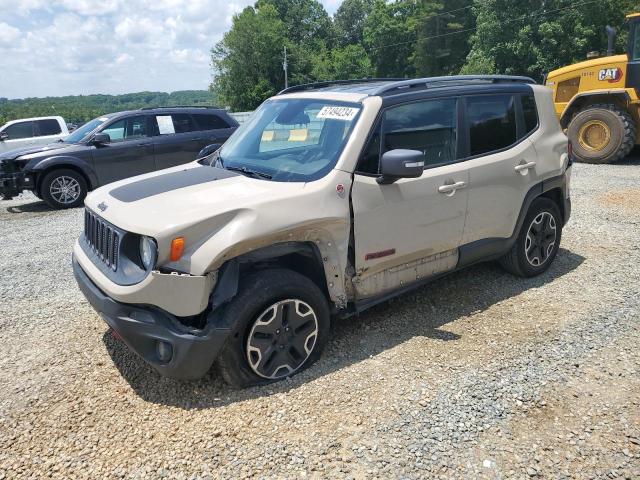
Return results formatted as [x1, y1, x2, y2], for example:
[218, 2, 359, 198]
[85, 162, 307, 238]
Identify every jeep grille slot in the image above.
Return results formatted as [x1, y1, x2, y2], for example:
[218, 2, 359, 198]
[84, 209, 119, 271]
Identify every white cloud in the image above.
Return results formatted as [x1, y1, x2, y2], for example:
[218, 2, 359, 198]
[0, 22, 20, 46]
[0, 0, 342, 99]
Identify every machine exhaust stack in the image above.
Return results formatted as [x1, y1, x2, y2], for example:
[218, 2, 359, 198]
[606, 25, 617, 57]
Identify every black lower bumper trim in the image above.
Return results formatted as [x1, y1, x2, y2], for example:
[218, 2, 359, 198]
[73, 257, 230, 379]
[0, 171, 34, 199]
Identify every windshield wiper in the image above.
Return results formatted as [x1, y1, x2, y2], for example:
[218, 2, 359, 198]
[224, 165, 272, 180]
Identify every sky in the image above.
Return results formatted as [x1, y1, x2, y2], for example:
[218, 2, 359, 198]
[0, 0, 343, 99]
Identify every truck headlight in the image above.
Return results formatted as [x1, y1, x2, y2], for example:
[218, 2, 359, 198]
[139, 236, 156, 270]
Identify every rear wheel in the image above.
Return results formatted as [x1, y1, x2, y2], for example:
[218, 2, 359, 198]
[499, 198, 562, 278]
[40, 169, 87, 209]
[217, 269, 330, 388]
[567, 103, 636, 164]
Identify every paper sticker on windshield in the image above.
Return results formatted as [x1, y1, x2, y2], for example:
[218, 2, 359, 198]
[156, 115, 175, 135]
[317, 106, 359, 121]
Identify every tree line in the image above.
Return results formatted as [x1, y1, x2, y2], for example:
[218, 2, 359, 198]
[211, 0, 640, 111]
[0, 91, 216, 126]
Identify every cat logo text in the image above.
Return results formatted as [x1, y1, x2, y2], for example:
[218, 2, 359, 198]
[598, 68, 623, 82]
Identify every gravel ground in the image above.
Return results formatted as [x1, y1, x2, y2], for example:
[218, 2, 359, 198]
[1, 155, 639, 479]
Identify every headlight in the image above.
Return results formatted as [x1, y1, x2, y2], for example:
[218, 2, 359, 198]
[139, 236, 156, 270]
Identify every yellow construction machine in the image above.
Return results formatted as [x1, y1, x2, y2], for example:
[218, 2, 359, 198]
[546, 13, 640, 163]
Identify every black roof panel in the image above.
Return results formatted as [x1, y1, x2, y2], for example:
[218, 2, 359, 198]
[279, 75, 536, 98]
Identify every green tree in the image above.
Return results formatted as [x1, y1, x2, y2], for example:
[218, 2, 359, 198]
[257, 0, 332, 46]
[412, 0, 474, 76]
[311, 44, 374, 79]
[363, 0, 418, 77]
[462, 0, 640, 79]
[211, 4, 287, 111]
[0, 91, 215, 126]
[334, 0, 376, 46]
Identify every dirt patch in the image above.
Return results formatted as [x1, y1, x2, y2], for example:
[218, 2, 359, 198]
[599, 189, 640, 214]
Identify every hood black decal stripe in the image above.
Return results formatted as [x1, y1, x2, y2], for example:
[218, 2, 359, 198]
[109, 166, 240, 203]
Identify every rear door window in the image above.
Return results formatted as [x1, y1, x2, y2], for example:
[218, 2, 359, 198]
[466, 95, 517, 156]
[35, 119, 62, 136]
[4, 121, 34, 140]
[382, 97, 458, 168]
[155, 114, 197, 135]
[192, 113, 230, 131]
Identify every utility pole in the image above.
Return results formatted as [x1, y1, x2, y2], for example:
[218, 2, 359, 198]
[283, 46, 288, 89]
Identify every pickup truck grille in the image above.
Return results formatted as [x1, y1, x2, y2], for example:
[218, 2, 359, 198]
[84, 209, 119, 271]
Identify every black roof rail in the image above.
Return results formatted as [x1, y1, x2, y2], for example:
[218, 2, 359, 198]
[278, 78, 406, 95]
[138, 105, 222, 110]
[372, 75, 536, 96]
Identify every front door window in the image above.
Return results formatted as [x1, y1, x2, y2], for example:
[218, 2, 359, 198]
[101, 116, 148, 143]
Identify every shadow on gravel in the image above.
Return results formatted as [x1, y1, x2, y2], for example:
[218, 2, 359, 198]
[617, 147, 640, 166]
[103, 247, 585, 409]
[5, 200, 52, 213]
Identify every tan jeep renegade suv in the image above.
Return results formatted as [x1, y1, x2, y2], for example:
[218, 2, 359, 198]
[73, 76, 572, 387]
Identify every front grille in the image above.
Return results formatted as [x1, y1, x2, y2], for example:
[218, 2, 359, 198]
[84, 209, 119, 270]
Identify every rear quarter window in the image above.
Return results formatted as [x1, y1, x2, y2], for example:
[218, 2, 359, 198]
[192, 113, 231, 131]
[521, 94, 539, 135]
[36, 119, 62, 136]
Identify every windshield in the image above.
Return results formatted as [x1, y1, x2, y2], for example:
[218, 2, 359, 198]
[63, 117, 108, 143]
[218, 98, 362, 182]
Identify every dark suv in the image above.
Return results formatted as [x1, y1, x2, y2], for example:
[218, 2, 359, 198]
[0, 107, 238, 209]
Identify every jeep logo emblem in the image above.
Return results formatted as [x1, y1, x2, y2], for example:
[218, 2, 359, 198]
[97, 202, 108, 212]
[598, 67, 623, 83]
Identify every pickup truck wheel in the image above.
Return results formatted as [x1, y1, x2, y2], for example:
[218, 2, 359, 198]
[217, 269, 330, 388]
[499, 197, 562, 278]
[40, 169, 87, 209]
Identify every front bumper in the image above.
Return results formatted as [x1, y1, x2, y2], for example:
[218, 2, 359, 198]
[73, 257, 231, 379]
[73, 240, 214, 317]
[0, 170, 34, 199]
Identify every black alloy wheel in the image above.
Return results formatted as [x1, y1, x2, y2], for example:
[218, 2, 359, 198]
[246, 299, 319, 380]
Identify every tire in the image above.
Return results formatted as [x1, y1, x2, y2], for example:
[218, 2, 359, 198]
[40, 169, 87, 209]
[217, 269, 331, 388]
[499, 198, 562, 278]
[567, 103, 636, 164]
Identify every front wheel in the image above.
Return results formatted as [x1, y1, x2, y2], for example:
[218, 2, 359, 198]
[499, 198, 563, 278]
[40, 169, 87, 209]
[217, 269, 330, 388]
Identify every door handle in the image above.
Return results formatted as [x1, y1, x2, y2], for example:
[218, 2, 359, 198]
[438, 181, 467, 194]
[514, 161, 536, 172]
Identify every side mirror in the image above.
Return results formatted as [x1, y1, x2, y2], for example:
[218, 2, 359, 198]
[377, 149, 425, 185]
[0, 131, 8, 141]
[92, 133, 111, 145]
[197, 143, 222, 159]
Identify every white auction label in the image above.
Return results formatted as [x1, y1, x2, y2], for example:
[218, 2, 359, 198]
[156, 115, 175, 135]
[317, 106, 360, 121]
